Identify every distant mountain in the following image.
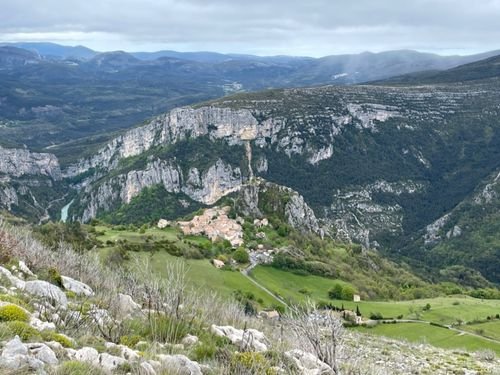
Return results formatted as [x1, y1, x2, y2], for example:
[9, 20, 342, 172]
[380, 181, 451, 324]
[0, 46, 40, 67]
[3, 42, 97, 60]
[376, 54, 500, 84]
[1, 42, 500, 161]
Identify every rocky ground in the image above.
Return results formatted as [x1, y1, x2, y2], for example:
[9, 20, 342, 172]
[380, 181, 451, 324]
[0, 222, 499, 374]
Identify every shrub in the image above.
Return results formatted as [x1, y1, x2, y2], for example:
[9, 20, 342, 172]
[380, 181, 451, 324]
[231, 352, 274, 373]
[369, 312, 384, 320]
[0, 294, 32, 312]
[192, 340, 217, 361]
[0, 304, 29, 322]
[6, 321, 41, 341]
[56, 360, 106, 375]
[233, 248, 250, 264]
[0, 323, 14, 341]
[41, 330, 75, 348]
[119, 335, 142, 348]
[328, 283, 344, 300]
[144, 315, 191, 343]
[48, 267, 63, 288]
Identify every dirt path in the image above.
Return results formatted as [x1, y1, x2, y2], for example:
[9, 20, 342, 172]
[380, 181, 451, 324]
[240, 267, 289, 308]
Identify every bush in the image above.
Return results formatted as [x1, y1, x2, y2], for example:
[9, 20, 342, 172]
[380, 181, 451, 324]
[369, 312, 384, 320]
[48, 267, 63, 288]
[56, 360, 106, 375]
[119, 335, 142, 348]
[0, 294, 32, 312]
[41, 330, 75, 348]
[233, 248, 250, 264]
[6, 321, 41, 341]
[0, 304, 29, 322]
[231, 352, 274, 374]
[328, 283, 344, 300]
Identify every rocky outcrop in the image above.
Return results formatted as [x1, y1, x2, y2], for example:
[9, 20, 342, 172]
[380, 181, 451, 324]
[61, 275, 94, 297]
[328, 180, 426, 247]
[0, 146, 61, 180]
[237, 179, 322, 235]
[75, 158, 243, 222]
[24, 280, 68, 307]
[211, 325, 269, 352]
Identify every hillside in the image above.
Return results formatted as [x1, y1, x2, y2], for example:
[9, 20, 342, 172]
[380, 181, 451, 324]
[0, 44, 499, 161]
[1, 220, 499, 374]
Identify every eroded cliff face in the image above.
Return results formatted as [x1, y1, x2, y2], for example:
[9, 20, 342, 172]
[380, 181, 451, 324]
[74, 158, 243, 222]
[0, 147, 63, 220]
[327, 180, 426, 248]
[236, 179, 322, 235]
[0, 146, 61, 180]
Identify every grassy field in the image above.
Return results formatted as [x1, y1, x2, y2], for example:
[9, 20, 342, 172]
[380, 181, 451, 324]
[131, 251, 280, 307]
[462, 320, 500, 341]
[249, 266, 351, 303]
[95, 226, 280, 307]
[94, 224, 500, 354]
[250, 266, 500, 324]
[354, 322, 500, 355]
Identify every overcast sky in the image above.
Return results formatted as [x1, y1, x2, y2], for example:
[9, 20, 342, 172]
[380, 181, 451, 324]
[1, 0, 500, 56]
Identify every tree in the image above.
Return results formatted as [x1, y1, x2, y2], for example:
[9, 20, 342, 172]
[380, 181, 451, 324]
[356, 305, 361, 317]
[328, 283, 344, 300]
[233, 248, 250, 264]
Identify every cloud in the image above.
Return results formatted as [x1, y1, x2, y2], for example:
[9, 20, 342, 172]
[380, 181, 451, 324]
[1, 0, 500, 56]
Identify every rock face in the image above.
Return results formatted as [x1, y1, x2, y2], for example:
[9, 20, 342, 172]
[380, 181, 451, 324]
[328, 180, 425, 247]
[0, 146, 63, 220]
[0, 146, 61, 180]
[236, 179, 322, 235]
[75, 158, 243, 222]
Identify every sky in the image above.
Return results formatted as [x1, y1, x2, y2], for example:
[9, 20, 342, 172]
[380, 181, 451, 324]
[1, 0, 500, 57]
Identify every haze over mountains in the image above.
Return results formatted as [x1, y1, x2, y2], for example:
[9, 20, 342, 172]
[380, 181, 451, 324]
[1, 42, 499, 159]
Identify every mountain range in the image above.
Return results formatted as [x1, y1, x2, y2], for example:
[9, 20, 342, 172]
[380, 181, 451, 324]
[0, 43, 500, 287]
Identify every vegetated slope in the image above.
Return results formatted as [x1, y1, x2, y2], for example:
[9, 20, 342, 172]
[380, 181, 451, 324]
[1, 44, 499, 162]
[60, 54, 500, 285]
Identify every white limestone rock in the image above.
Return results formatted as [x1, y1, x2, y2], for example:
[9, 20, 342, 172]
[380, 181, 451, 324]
[24, 280, 68, 307]
[61, 275, 94, 296]
[211, 325, 269, 352]
[285, 349, 334, 375]
[157, 354, 202, 375]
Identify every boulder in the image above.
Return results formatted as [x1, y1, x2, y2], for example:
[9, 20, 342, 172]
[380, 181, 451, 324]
[140, 361, 157, 375]
[99, 352, 128, 372]
[61, 275, 94, 296]
[211, 325, 268, 352]
[72, 347, 100, 365]
[24, 280, 68, 307]
[285, 349, 334, 375]
[181, 334, 199, 347]
[157, 219, 170, 229]
[18, 261, 34, 276]
[29, 343, 58, 365]
[157, 354, 202, 375]
[2, 336, 27, 357]
[30, 317, 56, 331]
[0, 266, 25, 289]
[115, 293, 142, 318]
[0, 336, 44, 371]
